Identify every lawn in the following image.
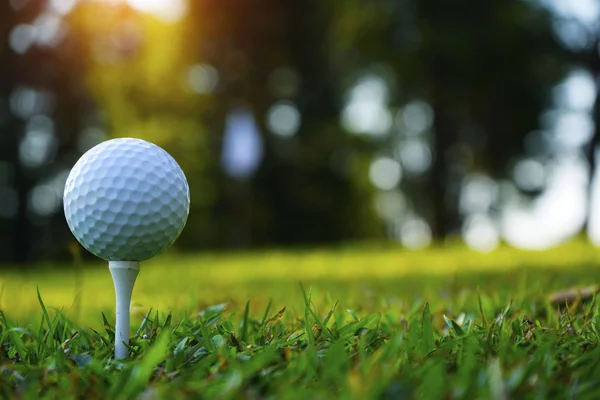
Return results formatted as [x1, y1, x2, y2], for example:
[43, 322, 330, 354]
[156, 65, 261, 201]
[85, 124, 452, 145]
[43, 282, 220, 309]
[2, 241, 600, 398]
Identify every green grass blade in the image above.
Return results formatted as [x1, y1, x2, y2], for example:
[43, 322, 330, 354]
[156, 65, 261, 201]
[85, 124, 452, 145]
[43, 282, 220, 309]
[421, 303, 435, 355]
[136, 308, 153, 338]
[199, 315, 215, 353]
[299, 282, 315, 346]
[478, 288, 488, 328]
[36, 286, 52, 331]
[0, 312, 28, 361]
[119, 330, 171, 398]
[240, 299, 250, 343]
[259, 299, 273, 328]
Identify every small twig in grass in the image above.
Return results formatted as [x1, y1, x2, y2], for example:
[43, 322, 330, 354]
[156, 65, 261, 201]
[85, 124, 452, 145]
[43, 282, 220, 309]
[548, 285, 599, 307]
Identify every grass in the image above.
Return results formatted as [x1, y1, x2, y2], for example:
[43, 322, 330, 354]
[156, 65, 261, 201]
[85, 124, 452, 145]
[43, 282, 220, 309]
[1, 242, 600, 398]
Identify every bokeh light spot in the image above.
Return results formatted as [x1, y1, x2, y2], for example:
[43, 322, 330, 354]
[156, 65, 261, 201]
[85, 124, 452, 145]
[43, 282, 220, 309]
[9, 25, 36, 54]
[399, 100, 433, 135]
[398, 218, 432, 249]
[552, 20, 590, 50]
[369, 157, 402, 191]
[266, 101, 301, 138]
[397, 139, 432, 174]
[127, 0, 188, 23]
[553, 112, 594, 150]
[50, 0, 77, 15]
[29, 185, 61, 217]
[341, 74, 392, 136]
[553, 68, 596, 112]
[513, 159, 546, 192]
[459, 174, 498, 215]
[10, 87, 55, 119]
[501, 154, 588, 250]
[463, 214, 499, 253]
[33, 14, 66, 47]
[221, 108, 264, 180]
[188, 64, 219, 94]
[374, 190, 406, 222]
[19, 116, 56, 168]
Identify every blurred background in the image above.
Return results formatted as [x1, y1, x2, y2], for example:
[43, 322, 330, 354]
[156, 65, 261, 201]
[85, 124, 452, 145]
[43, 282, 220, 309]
[0, 0, 599, 264]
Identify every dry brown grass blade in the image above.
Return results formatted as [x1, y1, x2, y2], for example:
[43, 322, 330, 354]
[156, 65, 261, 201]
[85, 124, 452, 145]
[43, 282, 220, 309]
[548, 284, 599, 306]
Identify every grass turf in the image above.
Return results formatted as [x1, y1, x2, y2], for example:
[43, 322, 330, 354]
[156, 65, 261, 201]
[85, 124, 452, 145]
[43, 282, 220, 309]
[1, 242, 600, 398]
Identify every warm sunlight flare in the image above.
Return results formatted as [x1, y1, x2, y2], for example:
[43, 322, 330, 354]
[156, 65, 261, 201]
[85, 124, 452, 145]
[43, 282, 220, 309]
[125, 0, 187, 22]
[81, 0, 187, 22]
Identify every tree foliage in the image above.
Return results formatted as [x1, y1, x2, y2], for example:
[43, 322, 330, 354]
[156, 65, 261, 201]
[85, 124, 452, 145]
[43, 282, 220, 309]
[0, 0, 581, 263]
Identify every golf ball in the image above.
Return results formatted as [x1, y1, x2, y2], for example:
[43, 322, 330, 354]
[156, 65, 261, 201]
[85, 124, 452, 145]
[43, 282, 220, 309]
[63, 138, 190, 261]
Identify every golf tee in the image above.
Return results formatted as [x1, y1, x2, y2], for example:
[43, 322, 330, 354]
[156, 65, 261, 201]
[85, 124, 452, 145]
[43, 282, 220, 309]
[109, 261, 140, 359]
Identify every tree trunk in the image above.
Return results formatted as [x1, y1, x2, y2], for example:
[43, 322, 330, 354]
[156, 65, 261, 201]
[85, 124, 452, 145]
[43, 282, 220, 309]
[584, 37, 600, 241]
[429, 85, 459, 241]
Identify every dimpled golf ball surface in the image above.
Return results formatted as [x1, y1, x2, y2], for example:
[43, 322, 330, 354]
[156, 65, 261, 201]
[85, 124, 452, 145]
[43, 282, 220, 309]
[63, 138, 190, 261]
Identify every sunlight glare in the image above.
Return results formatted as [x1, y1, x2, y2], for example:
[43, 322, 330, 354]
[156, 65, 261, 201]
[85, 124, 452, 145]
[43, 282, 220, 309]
[127, 0, 187, 22]
[92, 0, 188, 22]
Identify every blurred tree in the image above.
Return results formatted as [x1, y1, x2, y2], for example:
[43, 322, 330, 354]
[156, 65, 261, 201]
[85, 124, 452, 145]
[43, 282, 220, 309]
[552, 17, 600, 236]
[421, 0, 567, 238]
[68, 4, 223, 250]
[0, 1, 91, 263]
[183, 0, 381, 247]
[589, 41, 600, 229]
[328, 0, 568, 240]
[0, 0, 582, 264]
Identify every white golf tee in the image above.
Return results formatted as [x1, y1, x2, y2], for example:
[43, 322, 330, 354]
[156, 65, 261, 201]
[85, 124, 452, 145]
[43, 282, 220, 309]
[109, 261, 140, 359]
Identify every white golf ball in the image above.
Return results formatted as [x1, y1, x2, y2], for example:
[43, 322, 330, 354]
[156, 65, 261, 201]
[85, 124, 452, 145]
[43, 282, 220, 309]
[63, 138, 190, 261]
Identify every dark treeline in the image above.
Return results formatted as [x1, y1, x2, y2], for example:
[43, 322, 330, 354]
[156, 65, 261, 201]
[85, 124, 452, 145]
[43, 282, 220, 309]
[0, 0, 597, 264]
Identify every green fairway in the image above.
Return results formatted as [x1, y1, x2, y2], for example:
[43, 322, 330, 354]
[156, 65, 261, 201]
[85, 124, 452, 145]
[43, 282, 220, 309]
[2, 242, 600, 398]
[3, 241, 600, 324]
